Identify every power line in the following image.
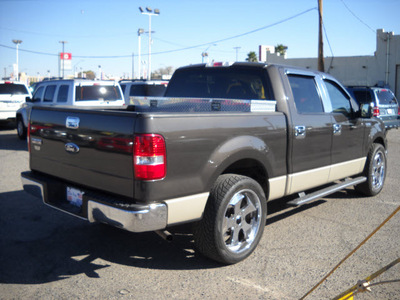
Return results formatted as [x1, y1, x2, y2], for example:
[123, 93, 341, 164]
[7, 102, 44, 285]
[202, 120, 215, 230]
[0, 7, 317, 59]
[340, 0, 375, 34]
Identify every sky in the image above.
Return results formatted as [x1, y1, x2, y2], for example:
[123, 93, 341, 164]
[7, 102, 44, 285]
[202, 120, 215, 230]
[1, 0, 400, 80]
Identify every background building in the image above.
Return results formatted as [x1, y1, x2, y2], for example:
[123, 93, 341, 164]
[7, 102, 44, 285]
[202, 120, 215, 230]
[264, 29, 400, 99]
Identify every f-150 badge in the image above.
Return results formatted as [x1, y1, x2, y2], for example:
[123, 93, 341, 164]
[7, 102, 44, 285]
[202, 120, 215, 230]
[66, 116, 80, 129]
[65, 143, 80, 154]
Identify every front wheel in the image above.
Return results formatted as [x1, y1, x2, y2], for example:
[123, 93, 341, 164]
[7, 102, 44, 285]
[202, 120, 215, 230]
[193, 174, 267, 264]
[355, 143, 386, 196]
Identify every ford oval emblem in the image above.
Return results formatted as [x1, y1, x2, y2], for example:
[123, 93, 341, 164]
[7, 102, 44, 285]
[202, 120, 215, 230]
[65, 143, 80, 154]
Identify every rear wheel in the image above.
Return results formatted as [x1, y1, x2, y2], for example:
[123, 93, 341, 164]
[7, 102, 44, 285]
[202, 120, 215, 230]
[194, 174, 266, 264]
[16, 117, 27, 140]
[355, 143, 386, 196]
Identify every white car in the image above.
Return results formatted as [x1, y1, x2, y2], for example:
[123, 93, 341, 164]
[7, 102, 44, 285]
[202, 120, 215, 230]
[16, 79, 125, 139]
[0, 81, 31, 124]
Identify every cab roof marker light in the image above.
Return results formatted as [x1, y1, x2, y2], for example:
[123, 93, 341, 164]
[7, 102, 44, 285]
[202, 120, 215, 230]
[205, 62, 234, 67]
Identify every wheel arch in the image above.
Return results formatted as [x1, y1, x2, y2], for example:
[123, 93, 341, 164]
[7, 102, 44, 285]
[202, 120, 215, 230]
[203, 135, 273, 200]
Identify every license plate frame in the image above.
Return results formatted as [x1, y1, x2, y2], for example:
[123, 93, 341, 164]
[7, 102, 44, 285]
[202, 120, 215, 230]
[66, 186, 84, 207]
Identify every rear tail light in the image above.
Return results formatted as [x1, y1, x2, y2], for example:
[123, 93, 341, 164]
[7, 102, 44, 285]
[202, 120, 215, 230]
[373, 106, 380, 117]
[398, 107, 400, 116]
[134, 134, 166, 180]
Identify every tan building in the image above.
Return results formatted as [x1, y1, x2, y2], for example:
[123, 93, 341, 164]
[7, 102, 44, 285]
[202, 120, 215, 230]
[264, 29, 400, 99]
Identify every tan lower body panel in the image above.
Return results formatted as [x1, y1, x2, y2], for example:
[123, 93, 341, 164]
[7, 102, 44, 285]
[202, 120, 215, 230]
[164, 192, 209, 225]
[269, 157, 367, 198]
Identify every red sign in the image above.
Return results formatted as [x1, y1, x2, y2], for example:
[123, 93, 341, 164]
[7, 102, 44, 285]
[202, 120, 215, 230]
[60, 52, 72, 60]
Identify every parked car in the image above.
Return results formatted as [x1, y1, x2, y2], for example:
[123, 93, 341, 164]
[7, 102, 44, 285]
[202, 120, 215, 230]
[119, 79, 168, 105]
[347, 86, 400, 129]
[16, 79, 124, 139]
[0, 81, 31, 124]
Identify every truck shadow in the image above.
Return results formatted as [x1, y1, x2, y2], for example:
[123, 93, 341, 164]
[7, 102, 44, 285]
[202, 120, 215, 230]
[0, 188, 362, 284]
[0, 190, 218, 285]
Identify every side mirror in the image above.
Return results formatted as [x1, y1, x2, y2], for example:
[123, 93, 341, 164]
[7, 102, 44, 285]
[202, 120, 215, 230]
[26, 96, 33, 103]
[360, 103, 372, 118]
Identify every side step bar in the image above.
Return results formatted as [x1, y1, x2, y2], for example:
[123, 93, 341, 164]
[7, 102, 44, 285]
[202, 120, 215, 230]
[286, 176, 367, 207]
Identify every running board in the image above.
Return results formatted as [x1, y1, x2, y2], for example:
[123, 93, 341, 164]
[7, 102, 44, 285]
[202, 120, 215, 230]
[286, 176, 367, 207]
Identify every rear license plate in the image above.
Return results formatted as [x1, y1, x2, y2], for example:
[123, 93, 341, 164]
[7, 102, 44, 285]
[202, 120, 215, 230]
[66, 187, 83, 207]
[387, 109, 394, 114]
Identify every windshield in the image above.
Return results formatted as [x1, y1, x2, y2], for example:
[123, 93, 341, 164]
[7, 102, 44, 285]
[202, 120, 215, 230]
[165, 67, 271, 100]
[0, 83, 29, 95]
[75, 85, 122, 101]
[376, 89, 398, 105]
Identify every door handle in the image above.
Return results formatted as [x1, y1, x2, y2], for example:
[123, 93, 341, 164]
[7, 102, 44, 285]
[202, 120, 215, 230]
[295, 125, 306, 137]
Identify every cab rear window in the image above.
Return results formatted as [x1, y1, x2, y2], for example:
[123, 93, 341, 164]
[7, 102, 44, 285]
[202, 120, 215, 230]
[75, 85, 122, 101]
[165, 67, 271, 100]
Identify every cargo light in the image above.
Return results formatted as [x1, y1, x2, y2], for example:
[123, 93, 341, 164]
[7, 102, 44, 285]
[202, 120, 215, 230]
[134, 134, 166, 180]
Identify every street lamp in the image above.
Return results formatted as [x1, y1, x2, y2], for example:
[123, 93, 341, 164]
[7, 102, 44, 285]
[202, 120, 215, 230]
[137, 28, 145, 79]
[12, 40, 22, 81]
[202, 44, 216, 63]
[139, 6, 160, 80]
[59, 41, 67, 78]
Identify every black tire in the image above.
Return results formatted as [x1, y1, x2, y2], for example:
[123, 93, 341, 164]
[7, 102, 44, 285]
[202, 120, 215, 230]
[193, 174, 267, 264]
[16, 117, 27, 140]
[355, 143, 386, 196]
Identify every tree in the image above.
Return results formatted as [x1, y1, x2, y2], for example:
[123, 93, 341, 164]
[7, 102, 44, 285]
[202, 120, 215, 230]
[275, 44, 288, 56]
[83, 70, 95, 80]
[152, 66, 175, 79]
[246, 51, 258, 62]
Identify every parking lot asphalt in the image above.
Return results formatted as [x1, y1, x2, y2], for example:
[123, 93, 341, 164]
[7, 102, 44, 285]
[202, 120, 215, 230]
[0, 124, 399, 299]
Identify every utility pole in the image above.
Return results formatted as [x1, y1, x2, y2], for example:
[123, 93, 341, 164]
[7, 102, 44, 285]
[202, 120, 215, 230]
[318, 0, 325, 72]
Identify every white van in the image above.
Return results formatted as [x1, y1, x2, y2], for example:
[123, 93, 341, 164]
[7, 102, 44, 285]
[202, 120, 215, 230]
[16, 79, 124, 139]
[0, 81, 31, 123]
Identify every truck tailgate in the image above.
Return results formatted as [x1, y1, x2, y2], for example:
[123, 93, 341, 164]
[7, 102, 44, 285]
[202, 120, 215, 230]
[29, 106, 136, 198]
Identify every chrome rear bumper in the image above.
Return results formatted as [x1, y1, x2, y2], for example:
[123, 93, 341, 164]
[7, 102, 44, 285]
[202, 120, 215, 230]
[21, 172, 167, 233]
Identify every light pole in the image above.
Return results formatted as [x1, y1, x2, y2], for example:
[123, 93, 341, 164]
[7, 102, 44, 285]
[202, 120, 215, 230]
[233, 46, 241, 62]
[59, 41, 67, 78]
[137, 28, 144, 79]
[12, 40, 22, 81]
[139, 7, 160, 80]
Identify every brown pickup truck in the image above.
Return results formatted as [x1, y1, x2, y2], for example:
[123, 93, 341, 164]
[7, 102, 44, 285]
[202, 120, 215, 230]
[22, 62, 387, 264]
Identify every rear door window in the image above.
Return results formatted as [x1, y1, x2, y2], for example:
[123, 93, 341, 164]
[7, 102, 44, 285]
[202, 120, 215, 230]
[288, 75, 324, 113]
[352, 90, 373, 104]
[56, 85, 69, 103]
[43, 85, 56, 102]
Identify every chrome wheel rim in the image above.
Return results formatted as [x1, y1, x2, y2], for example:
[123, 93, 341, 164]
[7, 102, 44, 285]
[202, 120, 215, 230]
[371, 150, 385, 190]
[222, 189, 262, 254]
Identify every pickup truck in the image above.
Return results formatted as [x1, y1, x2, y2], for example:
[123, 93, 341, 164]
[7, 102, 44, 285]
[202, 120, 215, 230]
[21, 62, 387, 264]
